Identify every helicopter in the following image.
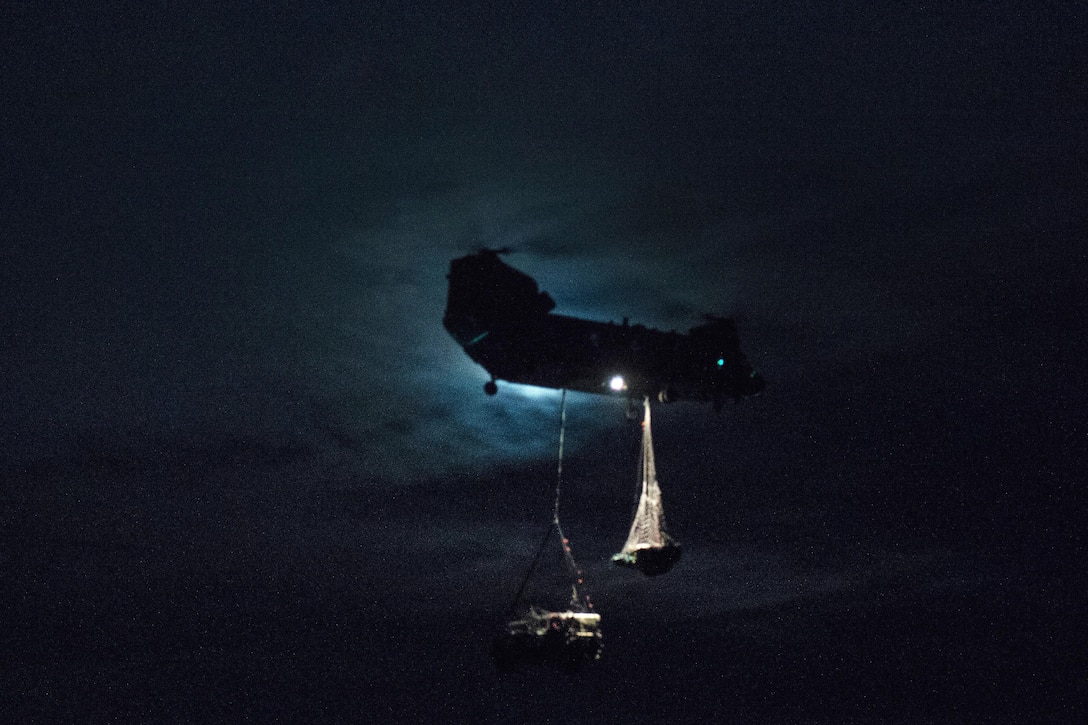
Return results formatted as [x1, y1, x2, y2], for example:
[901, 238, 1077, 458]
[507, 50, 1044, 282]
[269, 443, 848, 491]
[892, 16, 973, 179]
[442, 249, 764, 411]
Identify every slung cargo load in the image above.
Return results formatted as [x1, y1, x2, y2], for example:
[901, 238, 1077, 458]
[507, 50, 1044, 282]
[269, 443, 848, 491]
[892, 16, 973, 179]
[491, 390, 602, 671]
[612, 398, 682, 576]
[491, 607, 603, 672]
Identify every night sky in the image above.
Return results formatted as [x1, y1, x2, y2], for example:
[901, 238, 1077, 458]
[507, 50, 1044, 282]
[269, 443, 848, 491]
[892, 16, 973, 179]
[3, 2, 1085, 721]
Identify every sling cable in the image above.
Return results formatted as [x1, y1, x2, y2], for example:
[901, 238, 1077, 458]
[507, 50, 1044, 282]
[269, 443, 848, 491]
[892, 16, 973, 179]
[491, 389, 603, 671]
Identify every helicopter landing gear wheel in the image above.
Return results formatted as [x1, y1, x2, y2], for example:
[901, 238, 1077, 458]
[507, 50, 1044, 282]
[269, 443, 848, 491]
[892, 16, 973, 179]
[484, 380, 498, 396]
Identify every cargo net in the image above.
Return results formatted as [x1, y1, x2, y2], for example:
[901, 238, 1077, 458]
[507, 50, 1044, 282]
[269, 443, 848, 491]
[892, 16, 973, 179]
[613, 398, 682, 576]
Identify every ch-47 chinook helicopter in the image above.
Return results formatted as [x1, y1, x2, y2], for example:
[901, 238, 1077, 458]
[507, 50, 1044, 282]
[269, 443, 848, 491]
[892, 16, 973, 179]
[442, 249, 764, 411]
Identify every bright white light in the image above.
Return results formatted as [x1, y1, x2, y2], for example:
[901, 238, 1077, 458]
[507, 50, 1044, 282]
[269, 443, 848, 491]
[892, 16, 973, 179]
[609, 375, 626, 392]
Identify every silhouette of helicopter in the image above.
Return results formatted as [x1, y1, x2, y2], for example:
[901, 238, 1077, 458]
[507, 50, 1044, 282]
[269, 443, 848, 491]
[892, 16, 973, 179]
[443, 249, 764, 411]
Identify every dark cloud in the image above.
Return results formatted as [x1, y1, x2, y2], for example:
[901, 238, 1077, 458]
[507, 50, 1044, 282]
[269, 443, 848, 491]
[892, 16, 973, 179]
[3, 1, 1085, 721]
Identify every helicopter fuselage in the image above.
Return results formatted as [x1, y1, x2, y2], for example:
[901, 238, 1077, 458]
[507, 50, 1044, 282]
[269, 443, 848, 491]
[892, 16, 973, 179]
[442, 250, 764, 407]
